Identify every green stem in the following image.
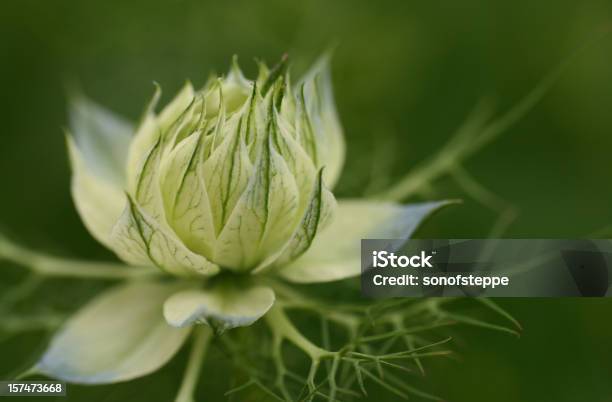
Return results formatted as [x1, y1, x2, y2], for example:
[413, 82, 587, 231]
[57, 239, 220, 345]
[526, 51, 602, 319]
[0, 235, 159, 279]
[265, 304, 331, 361]
[175, 326, 213, 402]
[0, 313, 64, 333]
[0, 274, 42, 313]
[374, 101, 493, 201]
[376, 47, 574, 202]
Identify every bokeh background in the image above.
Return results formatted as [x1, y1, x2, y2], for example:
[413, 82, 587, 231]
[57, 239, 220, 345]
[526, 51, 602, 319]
[1, 0, 612, 401]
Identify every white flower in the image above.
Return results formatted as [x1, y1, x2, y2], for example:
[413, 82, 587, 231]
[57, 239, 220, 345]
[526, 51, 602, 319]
[68, 56, 343, 275]
[28, 55, 449, 385]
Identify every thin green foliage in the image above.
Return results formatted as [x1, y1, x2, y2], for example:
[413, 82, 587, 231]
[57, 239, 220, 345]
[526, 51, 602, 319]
[221, 295, 520, 402]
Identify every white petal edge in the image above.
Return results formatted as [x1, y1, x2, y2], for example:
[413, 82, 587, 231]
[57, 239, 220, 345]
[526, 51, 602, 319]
[34, 281, 191, 384]
[279, 200, 454, 284]
[164, 285, 275, 333]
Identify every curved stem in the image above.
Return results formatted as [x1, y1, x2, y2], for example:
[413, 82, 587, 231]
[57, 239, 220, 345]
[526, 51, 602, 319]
[0, 235, 159, 279]
[265, 304, 331, 361]
[175, 326, 213, 402]
[376, 47, 575, 202]
[373, 101, 493, 201]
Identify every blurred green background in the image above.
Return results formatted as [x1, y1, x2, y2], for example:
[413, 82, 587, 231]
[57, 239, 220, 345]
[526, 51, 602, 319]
[1, 0, 612, 401]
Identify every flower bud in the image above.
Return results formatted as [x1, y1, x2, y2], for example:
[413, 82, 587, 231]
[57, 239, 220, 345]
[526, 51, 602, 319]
[68, 56, 344, 275]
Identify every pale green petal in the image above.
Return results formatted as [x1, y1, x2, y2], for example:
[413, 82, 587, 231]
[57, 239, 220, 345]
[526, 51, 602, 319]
[162, 134, 217, 258]
[131, 102, 212, 230]
[67, 95, 133, 247]
[279, 73, 297, 122]
[268, 169, 336, 268]
[296, 86, 319, 164]
[256, 60, 270, 88]
[117, 88, 220, 276]
[227, 55, 251, 88]
[67, 136, 125, 248]
[133, 136, 165, 219]
[292, 169, 336, 256]
[203, 114, 253, 234]
[160, 96, 203, 155]
[204, 70, 251, 118]
[213, 136, 299, 270]
[158, 82, 196, 133]
[110, 196, 219, 276]
[279, 200, 452, 283]
[126, 88, 161, 192]
[253, 145, 301, 259]
[273, 109, 317, 208]
[163, 283, 275, 333]
[120, 126, 220, 276]
[35, 281, 190, 384]
[297, 54, 345, 188]
[127, 83, 195, 191]
[68, 94, 133, 185]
